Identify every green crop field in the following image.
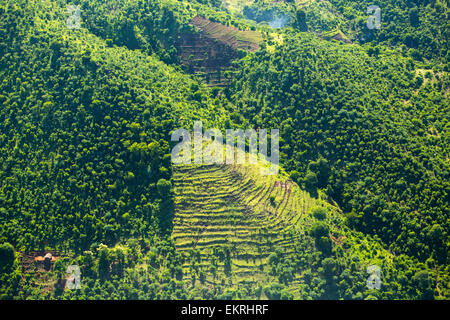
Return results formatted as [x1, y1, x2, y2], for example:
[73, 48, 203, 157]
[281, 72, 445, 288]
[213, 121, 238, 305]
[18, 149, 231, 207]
[172, 163, 323, 291]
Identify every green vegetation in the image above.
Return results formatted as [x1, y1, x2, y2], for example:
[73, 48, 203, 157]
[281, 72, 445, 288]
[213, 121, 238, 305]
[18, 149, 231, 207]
[229, 31, 449, 265]
[171, 162, 448, 299]
[172, 162, 317, 298]
[0, 0, 448, 300]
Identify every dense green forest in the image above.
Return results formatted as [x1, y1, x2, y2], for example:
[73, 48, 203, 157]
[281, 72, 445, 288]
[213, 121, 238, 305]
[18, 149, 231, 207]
[0, 0, 448, 300]
[229, 31, 449, 263]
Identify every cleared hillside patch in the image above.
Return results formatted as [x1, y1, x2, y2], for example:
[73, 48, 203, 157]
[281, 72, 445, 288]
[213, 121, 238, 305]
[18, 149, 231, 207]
[177, 16, 262, 86]
[172, 162, 330, 292]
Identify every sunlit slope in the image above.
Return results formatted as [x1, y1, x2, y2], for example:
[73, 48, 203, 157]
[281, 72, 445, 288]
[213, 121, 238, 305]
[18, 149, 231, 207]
[172, 162, 334, 287]
[171, 159, 449, 299]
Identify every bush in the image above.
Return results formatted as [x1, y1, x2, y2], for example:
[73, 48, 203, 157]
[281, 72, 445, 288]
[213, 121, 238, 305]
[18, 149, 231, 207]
[157, 179, 172, 198]
[304, 171, 318, 192]
[0, 243, 15, 272]
[269, 195, 276, 206]
[312, 207, 327, 220]
[310, 222, 329, 239]
[263, 283, 284, 300]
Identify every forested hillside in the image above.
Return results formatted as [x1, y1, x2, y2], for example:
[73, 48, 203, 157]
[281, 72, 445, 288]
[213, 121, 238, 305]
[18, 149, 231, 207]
[324, 0, 449, 62]
[229, 31, 449, 264]
[0, 0, 448, 300]
[0, 0, 224, 299]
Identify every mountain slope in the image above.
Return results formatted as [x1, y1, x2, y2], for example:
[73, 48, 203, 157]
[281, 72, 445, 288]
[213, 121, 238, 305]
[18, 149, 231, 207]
[172, 163, 319, 292]
[228, 31, 449, 265]
[0, 0, 448, 300]
[172, 161, 448, 299]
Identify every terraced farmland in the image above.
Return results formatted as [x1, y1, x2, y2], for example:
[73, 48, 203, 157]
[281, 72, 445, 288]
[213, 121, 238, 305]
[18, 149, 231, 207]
[176, 16, 263, 86]
[190, 16, 262, 52]
[172, 162, 333, 289]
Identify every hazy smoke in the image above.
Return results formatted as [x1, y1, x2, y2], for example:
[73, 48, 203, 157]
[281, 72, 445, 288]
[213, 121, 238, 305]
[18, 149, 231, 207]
[243, 6, 291, 29]
[268, 14, 290, 29]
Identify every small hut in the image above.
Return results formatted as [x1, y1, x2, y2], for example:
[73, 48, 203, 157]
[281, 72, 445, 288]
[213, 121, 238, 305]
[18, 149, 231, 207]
[43, 253, 52, 270]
